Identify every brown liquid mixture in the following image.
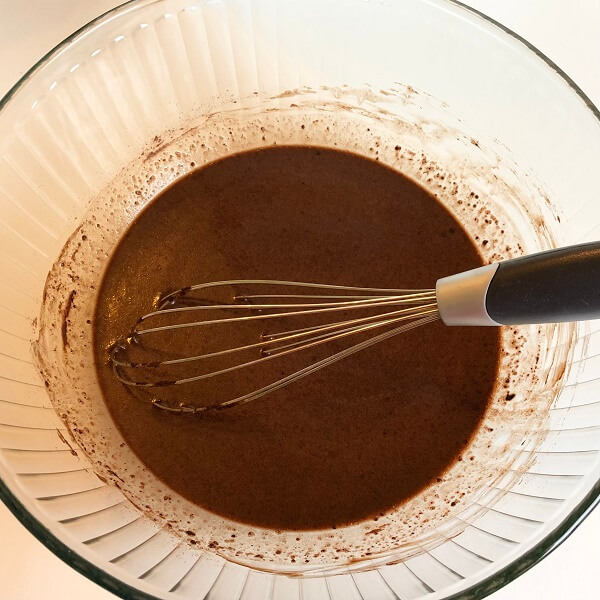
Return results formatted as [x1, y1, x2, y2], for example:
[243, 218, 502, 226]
[93, 146, 499, 530]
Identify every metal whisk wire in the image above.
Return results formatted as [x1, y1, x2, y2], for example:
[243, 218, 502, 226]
[110, 280, 439, 413]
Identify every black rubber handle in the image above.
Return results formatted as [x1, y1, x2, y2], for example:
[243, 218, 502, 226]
[485, 241, 600, 325]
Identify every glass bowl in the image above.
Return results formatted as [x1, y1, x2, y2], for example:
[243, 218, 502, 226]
[1, 0, 600, 598]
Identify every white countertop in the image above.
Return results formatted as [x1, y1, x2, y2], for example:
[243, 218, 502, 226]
[0, 1, 599, 598]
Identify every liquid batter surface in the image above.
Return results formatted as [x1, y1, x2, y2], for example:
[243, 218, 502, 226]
[94, 146, 499, 530]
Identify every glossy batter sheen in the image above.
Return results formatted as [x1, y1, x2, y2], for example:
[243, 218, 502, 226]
[94, 146, 499, 530]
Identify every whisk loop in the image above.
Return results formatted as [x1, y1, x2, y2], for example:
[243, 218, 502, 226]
[110, 280, 439, 413]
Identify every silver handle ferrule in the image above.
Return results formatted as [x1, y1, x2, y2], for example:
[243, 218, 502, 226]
[435, 263, 500, 326]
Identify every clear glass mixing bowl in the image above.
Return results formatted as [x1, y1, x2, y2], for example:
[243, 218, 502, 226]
[1, 1, 600, 598]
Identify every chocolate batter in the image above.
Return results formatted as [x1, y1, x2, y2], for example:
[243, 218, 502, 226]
[94, 146, 499, 530]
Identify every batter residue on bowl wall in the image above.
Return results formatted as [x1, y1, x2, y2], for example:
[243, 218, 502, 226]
[35, 87, 573, 572]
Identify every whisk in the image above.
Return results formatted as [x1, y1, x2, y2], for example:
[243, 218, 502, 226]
[110, 242, 600, 413]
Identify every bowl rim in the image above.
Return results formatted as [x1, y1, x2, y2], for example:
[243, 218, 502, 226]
[1, 1, 599, 599]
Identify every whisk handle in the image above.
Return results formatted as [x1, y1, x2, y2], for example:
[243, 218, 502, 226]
[485, 241, 600, 325]
[436, 241, 600, 326]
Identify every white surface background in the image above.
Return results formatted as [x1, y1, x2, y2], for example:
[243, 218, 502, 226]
[0, 1, 599, 598]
